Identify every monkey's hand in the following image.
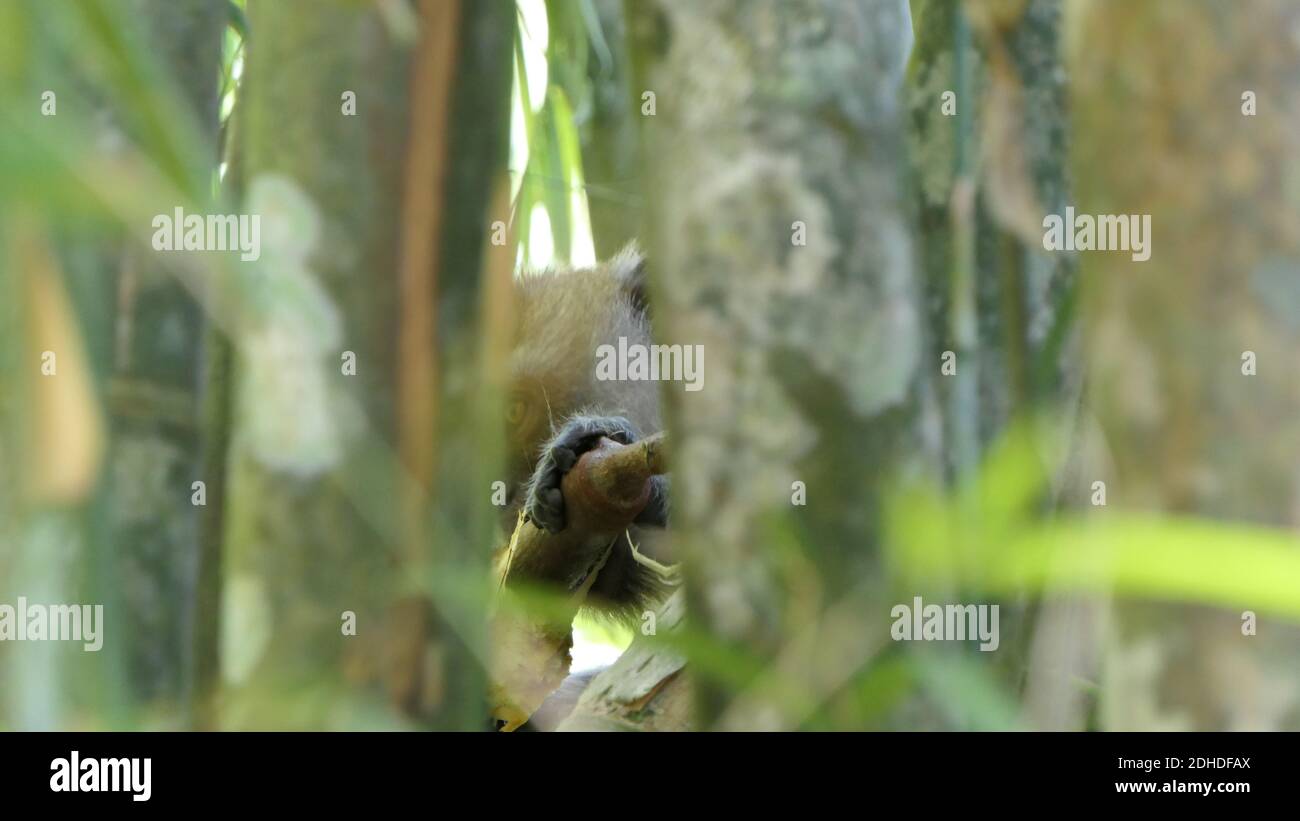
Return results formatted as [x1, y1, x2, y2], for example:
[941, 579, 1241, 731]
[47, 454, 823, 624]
[524, 415, 644, 533]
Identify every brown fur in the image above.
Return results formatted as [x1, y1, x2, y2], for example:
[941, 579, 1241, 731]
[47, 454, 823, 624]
[502, 245, 672, 620]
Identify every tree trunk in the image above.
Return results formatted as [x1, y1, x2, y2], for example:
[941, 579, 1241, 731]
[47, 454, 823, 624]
[1070, 0, 1300, 730]
[222, 0, 512, 730]
[908, 0, 1086, 730]
[0, 0, 225, 729]
[107, 0, 226, 722]
[601, 0, 922, 731]
[418, 0, 516, 731]
[220, 0, 412, 728]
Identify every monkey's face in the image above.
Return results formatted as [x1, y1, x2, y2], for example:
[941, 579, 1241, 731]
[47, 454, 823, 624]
[504, 375, 562, 483]
[500, 367, 588, 532]
[501, 251, 658, 529]
[506, 270, 607, 447]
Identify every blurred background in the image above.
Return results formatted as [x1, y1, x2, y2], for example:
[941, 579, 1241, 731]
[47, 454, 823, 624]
[2, 0, 1300, 731]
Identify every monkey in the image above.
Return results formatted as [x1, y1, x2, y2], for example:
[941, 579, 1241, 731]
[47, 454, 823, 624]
[501, 243, 673, 622]
[495, 245, 674, 730]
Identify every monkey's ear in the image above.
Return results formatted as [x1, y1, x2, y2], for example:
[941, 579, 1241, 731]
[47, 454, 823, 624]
[610, 242, 650, 315]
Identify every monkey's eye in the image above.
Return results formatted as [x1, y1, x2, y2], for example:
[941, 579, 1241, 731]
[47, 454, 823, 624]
[506, 397, 528, 425]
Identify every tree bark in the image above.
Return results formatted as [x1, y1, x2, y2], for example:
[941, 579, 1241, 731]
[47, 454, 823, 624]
[223, 0, 513, 730]
[908, 0, 1087, 730]
[108, 0, 226, 721]
[618, 0, 922, 730]
[220, 0, 412, 728]
[1070, 0, 1300, 730]
[419, 0, 516, 731]
[0, 0, 225, 729]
